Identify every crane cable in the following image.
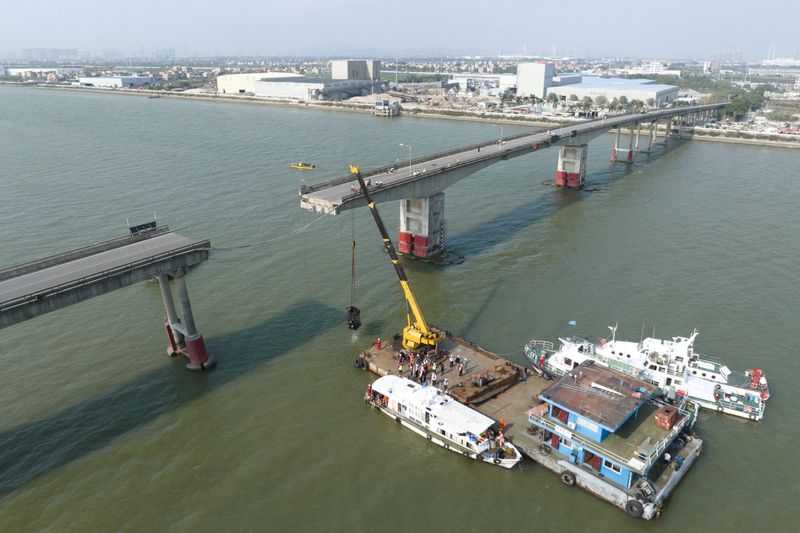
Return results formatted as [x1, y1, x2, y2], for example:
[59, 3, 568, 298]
[350, 207, 356, 307]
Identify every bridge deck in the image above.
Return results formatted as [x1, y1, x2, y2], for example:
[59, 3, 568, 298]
[0, 232, 208, 307]
[300, 103, 725, 213]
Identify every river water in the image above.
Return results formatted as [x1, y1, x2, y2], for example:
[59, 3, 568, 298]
[0, 86, 798, 531]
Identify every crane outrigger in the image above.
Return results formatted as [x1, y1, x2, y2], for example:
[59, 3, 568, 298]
[349, 165, 443, 351]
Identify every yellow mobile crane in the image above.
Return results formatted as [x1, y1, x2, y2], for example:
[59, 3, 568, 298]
[349, 165, 443, 351]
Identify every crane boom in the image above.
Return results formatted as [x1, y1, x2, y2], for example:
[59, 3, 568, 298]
[349, 165, 442, 350]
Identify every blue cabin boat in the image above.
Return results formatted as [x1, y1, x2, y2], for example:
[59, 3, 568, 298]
[527, 361, 702, 519]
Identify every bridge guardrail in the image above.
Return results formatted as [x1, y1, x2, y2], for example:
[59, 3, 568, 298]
[301, 103, 726, 201]
[0, 239, 211, 311]
[0, 225, 173, 282]
[299, 131, 543, 195]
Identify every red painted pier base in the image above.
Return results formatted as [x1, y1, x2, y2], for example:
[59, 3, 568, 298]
[555, 171, 583, 189]
[412, 235, 429, 258]
[398, 231, 414, 255]
[185, 334, 215, 370]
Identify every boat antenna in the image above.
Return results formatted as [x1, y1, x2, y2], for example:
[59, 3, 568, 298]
[640, 322, 645, 344]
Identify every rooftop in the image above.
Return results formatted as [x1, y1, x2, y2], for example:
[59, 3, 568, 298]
[540, 362, 657, 431]
[371, 374, 495, 436]
[568, 75, 678, 93]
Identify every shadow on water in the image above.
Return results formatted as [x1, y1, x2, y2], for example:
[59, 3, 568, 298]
[0, 299, 340, 497]
[449, 139, 686, 257]
[450, 189, 580, 257]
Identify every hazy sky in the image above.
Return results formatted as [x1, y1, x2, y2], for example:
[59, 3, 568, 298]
[3, 0, 798, 59]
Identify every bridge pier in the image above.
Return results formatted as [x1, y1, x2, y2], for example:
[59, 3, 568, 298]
[555, 144, 588, 189]
[398, 193, 445, 259]
[634, 122, 642, 153]
[157, 273, 184, 356]
[174, 273, 215, 370]
[611, 127, 634, 163]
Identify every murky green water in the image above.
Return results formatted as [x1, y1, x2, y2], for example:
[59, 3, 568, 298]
[0, 86, 798, 531]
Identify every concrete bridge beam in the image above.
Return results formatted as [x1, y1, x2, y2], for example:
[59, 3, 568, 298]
[556, 144, 588, 189]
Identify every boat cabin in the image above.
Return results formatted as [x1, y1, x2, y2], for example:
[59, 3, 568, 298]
[529, 362, 690, 489]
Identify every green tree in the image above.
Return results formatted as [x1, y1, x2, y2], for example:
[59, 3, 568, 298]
[594, 95, 608, 108]
[618, 95, 629, 106]
[608, 98, 619, 111]
[546, 92, 559, 105]
[646, 98, 655, 107]
[569, 94, 579, 102]
[580, 96, 593, 110]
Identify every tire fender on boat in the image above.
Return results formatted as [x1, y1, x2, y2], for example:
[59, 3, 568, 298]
[395, 416, 401, 423]
[463, 452, 469, 457]
[560, 471, 576, 486]
[625, 499, 644, 518]
[426, 434, 432, 441]
[493, 458, 501, 465]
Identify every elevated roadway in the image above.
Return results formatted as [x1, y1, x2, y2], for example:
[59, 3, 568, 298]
[0, 227, 214, 370]
[300, 103, 725, 259]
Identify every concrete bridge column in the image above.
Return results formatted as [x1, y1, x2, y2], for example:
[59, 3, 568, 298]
[612, 127, 634, 163]
[556, 144, 588, 189]
[174, 274, 215, 370]
[611, 127, 622, 162]
[157, 273, 183, 356]
[398, 193, 444, 259]
[634, 122, 642, 153]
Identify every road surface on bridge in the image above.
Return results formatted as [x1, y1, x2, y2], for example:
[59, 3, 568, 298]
[300, 103, 725, 214]
[0, 232, 207, 306]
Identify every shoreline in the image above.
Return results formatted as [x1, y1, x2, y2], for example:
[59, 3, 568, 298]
[5, 83, 799, 149]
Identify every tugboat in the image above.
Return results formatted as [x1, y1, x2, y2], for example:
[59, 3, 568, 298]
[289, 161, 316, 170]
[524, 326, 769, 421]
[365, 375, 522, 469]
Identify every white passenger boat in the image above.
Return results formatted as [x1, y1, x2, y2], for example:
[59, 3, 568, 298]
[525, 326, 769, 421]
[365, 375, 521, 468]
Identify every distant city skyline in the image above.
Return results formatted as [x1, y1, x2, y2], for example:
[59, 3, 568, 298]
[2, 0, 798, 61]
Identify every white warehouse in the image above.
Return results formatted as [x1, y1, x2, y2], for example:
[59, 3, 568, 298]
[545, 76, 679, 106]
[216, 72, 304, 94]
[78, 76, 154, 88]
[254, 76, 378, 101]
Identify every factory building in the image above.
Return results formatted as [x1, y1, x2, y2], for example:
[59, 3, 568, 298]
[216, 72, 304, 94]
[254, 76, 377, 101]
[331, 60, 381, 81]
[78, 76, 153, 88]
[545, 76, 679, 106]
[517, 62, 554, 98]
[448, 73, 517, 93]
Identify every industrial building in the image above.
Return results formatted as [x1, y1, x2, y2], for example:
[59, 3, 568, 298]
[254, 76, 378, 101]
[216, 72, 303, 94]
[545, 76, 679, 106]
[331, 60, 381, 81]
[78, 76, 154, 88]
[517, 62, 555, 98]
[448, 73, 516, 94]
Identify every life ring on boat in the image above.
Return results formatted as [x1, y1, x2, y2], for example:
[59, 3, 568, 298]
[560, 471, 576, 486]
[493, 458, 501, 465]
[426, 434, 432, 441]
[625, 499, 644, 518]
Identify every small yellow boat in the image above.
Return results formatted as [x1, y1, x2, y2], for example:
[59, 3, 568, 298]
[290, 161, 316, 170]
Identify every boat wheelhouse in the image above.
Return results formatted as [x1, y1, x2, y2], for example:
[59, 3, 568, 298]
[526, 361, 701, 519]
[366, 375, 521, 468]
[525, 327, 769, 421]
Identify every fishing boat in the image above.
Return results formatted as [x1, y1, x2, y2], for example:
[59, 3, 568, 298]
[365, 374, 521, 468]
[524, 326, 769, 421]
[289, 161, 315, 170]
